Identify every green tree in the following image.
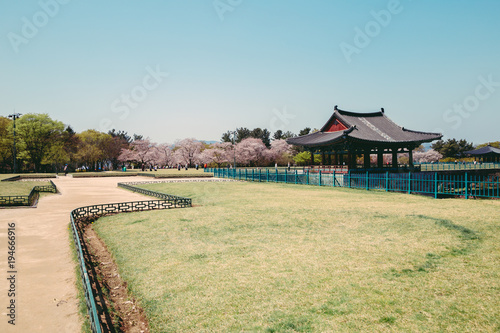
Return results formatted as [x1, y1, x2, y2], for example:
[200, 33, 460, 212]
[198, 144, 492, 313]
[221, 131, 232, 143]
[293, 151, 311, 165]
[108, 129, 132, 169]
[299, 127, 311, 136]
[476, 141, 500, 149]
[75, 130, 113, 170]
[250, 128, 271, 148]
[236, 127, 252, 142]
[0, 117, 13, 172]
[432, 138, 474, 159]
[273, 130, 284, 140]
[281, 131, 296, 139]
[16, 113, 65, 172]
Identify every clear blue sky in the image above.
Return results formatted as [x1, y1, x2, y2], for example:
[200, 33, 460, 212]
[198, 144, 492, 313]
[1, 0, 499, 145]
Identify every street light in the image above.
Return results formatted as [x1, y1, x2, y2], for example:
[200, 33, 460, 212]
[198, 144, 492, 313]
[8, 112, 22, 173]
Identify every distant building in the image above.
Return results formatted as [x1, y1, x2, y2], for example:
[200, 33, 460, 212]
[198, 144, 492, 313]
[465, 145, 500, 163]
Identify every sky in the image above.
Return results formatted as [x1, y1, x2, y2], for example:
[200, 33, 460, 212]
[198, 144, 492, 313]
[1, 0, 499, 145]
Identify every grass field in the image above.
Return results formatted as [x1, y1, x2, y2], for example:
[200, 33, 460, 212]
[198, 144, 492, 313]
[0, 179, 55, 196]
[93, 182, 499, 332]
[71, 168, 208, 178]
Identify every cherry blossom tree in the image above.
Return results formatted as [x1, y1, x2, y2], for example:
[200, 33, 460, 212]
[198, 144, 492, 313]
[413, 149, 443, 163]
[236, 138, 270, 167]
[157, 143, 175, 167]
[269, 139, 293, 165]
[199, 142, 232, 167]
[118, 138, 158, 167]
[173, 138, 203, 167]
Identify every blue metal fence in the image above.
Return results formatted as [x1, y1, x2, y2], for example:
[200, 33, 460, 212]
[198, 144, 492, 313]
[206, 168, 500, 199]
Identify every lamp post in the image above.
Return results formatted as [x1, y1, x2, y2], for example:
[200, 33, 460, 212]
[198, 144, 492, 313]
[8, 113, 22, 173]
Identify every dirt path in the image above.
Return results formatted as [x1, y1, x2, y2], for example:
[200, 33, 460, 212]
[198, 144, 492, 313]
[0, 176, 153, 333]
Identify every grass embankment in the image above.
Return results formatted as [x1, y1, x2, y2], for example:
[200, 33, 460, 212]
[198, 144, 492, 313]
[94, 182, 499, 332]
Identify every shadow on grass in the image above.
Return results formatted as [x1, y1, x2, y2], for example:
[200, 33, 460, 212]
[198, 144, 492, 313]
[388, 215, 480, 277]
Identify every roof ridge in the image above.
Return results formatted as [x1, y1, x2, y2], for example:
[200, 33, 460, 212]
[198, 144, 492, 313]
[401, 127, 442, 136]
[336, 107, 383, 117]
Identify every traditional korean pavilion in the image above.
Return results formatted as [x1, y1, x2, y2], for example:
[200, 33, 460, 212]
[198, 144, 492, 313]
[287, 106, 442, 171]
[465, 145, 500, 163]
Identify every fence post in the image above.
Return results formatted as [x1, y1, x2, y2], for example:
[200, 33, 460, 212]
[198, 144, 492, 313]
[276, 168, 278, 183]
[366, 171, 369, 191]
[295, 170, 297, 184]
[348, 171, 351, 188]
[307, 170, 309, 185]
[267, 169, 269, 182]
[319, 170, 322, 186]
[285, 169, 288, 184]
[408, 172, 411, 194]
[434, 172, 438, 199]
[333, 171, 336, 187]
[252, 169, 255, 181]
[385, 172, 389, 192]
[465, 172, 468, 200]
[245, 168, 248, 180]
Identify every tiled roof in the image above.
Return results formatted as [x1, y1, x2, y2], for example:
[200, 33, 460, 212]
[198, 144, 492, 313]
[465, 145, 500, 156]
[287, 107, 442, 148]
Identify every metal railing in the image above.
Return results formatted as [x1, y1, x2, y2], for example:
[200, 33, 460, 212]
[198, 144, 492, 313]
[70, 184, 192, 333]
[417, 162, 500, 172]
[117, 182, 192, 206]
[207, 168, 500, 199]
[0, 180, 58, 206]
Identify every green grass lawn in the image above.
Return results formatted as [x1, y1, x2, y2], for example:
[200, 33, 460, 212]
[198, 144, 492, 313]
[0, 173, 57, 180]
[0, 179, 55, 196]
[93, 182, 500, 332]
[71, 168, 209, 178]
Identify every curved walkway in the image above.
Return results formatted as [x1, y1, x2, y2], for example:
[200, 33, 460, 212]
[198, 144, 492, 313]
[0, 176, 155, 333]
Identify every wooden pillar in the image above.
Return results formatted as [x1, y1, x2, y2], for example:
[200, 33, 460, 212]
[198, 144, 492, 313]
[408, 147, 414, 171]
[392, 149, 398, 168]
[321, 151, 325, 165]
[327, 151, 332, 165]
[334, 152, 338, 165]
[377, 151, 383, 169]
[310, 149, 314, 165]
[364, 151, 370, 169]
[348, 152, 356, 169]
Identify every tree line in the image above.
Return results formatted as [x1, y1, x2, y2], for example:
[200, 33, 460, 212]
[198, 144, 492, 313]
[0, 113, 495, 173]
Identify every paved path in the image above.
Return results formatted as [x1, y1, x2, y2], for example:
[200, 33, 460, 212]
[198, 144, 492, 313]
[0, 176, 153, 333]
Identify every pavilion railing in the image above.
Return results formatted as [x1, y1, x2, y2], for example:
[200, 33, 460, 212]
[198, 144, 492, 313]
[0, 180, 58, 206]
[206, 168, 500, 199]
[417, 162, 500, 172]
[70, 184, 192, 333]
